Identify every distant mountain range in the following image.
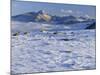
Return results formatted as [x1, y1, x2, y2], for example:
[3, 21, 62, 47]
[12, 10, 96, 29]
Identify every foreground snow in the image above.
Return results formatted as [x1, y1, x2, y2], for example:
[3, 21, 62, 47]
[11, 29, 96, 74]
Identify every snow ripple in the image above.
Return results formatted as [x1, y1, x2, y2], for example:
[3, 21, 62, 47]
[11, 29, 96, 74]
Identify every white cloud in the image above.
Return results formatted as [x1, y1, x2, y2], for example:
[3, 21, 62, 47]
[84, 14, 90, 18]
[61, 9, 73, 14]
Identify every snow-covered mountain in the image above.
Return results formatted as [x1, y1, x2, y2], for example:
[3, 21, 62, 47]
[12, 10, 95, 25]
[35, 10, 52, 22]
[12, 10, 52, 22]
[11, 10, 96, 33]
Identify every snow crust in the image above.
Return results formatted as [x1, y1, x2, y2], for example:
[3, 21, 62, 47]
[11, 26, 96, 74]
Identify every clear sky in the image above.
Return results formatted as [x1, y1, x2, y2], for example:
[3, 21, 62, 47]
[12, 0, 96, 18]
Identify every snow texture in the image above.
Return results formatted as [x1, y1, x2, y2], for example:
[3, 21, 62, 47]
[11, 22, 96, 74]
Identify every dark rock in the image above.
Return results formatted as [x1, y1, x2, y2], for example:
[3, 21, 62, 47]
[12, 32, 19, 36]
[53, 32, 58, 34]
[23, 32, 28, 35]
[59, 50, 72, 53]
[86, 22, 96, 29]
[60, 38, 70, 41]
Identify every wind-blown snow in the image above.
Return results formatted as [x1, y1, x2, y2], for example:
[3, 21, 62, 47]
[11, 27, 96, 74]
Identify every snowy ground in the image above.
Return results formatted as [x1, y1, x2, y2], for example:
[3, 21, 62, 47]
[11, 28, 96, 74]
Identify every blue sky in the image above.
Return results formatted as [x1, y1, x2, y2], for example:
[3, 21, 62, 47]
[12, 0, 96, 18]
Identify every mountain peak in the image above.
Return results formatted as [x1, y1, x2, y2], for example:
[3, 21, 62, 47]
[37, 10, 46, 14]
[36, 10, 52, 22]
